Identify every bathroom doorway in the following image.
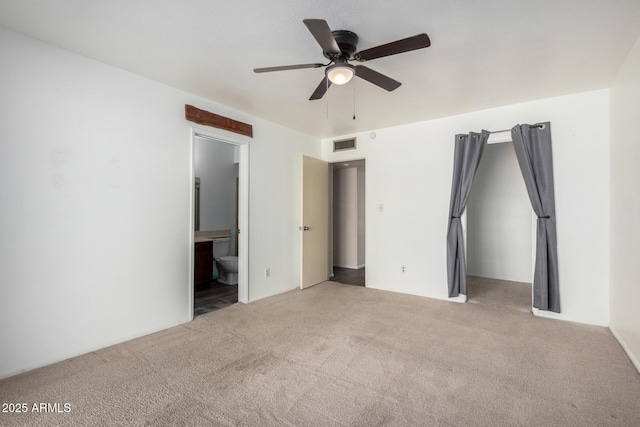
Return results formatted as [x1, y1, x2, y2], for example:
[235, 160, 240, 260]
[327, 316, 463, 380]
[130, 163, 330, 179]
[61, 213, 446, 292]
[465, 141, 533, 312]
[190, 129, 249, 318]
[330, 159, 366, 287]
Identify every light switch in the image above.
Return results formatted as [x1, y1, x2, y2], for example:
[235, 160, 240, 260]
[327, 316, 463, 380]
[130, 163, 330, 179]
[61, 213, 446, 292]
[378, 203, 384, 213]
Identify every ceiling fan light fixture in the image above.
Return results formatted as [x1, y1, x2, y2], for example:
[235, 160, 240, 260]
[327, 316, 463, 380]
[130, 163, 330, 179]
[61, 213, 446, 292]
[326, 63, 355, 85]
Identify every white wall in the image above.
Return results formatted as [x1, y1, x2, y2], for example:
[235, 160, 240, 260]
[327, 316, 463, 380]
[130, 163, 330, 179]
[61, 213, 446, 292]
[333, 165, 366, 269]
[357, 166, 366, 267]
[333, 167, 359, 268]
[322, 89, 610, 326]
[467, 143, 532, 282]
[0, 27, 319, 378]
[332, 164, 366, 270]
[246, 124, 320, 301]
[610, 34, 640, 370]
[323, 117, 457, 299]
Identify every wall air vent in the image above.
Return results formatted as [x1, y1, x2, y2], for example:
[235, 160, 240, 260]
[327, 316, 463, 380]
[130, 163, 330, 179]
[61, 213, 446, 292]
[333, 137, 357, 152]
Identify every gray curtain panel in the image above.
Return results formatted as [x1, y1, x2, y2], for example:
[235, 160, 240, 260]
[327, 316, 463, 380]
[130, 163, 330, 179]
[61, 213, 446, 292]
[446, 130, 488, 297]
[511, 122, 560, 313]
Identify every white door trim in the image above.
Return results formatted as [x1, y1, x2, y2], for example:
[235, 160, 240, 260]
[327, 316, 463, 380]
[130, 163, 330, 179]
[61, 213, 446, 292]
[189, 126, 250, 321]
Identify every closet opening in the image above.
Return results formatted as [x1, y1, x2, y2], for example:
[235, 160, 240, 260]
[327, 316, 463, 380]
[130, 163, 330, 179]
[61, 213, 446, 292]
[465, 140, 533, 312]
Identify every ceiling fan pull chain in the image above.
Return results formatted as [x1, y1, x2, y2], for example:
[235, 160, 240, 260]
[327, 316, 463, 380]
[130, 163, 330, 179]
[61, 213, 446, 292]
[353, 80, 357, 120]
[326, 77, 330, 120]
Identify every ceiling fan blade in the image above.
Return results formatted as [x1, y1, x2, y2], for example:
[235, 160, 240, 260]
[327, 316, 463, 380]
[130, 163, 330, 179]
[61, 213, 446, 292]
[353, 33, 431, 62]
[309, 76, 332, 100]
[355, 65, 401, 91]
[254, 63, 325, 73]
[303, 19, 340, 56]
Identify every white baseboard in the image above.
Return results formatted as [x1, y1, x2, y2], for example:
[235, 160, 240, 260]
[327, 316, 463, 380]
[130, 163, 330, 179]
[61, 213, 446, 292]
[0, 317, 190, 380]
[531, 307, 608, 327]
[334, 264, 364, 270]
[532, 307, 563, 320]
[609, 325, 640, 374]
[366, 283, 467, 304]
[449, 294, 467, 303]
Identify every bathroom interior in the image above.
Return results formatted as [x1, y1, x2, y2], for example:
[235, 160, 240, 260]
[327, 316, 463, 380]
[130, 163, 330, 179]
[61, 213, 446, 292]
[193, 136, 239, 316]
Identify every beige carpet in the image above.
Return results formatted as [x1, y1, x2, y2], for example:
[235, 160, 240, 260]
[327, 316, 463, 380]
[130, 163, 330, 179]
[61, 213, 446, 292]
[1, 282, 639, 426]
[467, 275, 532, 313]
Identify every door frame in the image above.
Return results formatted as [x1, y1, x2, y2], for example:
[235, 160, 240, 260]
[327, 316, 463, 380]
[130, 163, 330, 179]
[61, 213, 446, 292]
[329, 157, 367, 286]
[189, 125, 249, 320]
[461, 130, 536, 308]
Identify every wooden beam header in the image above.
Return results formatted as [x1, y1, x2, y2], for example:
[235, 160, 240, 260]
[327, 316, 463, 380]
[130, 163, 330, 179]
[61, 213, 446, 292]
[185, 104, 253, 138]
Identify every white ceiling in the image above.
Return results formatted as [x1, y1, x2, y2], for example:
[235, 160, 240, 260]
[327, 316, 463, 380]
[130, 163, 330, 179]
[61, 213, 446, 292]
[2, 0, 640, 138]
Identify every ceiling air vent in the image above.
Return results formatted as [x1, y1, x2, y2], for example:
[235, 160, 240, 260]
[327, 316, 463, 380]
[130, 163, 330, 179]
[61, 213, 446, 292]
[333, 137, 356, 152]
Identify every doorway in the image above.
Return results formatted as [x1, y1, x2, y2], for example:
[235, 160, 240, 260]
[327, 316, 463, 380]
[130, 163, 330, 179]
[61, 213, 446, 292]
[190, 128, 249, 319]
[330, 159, 366, 287]
[466, 142, 532, 312]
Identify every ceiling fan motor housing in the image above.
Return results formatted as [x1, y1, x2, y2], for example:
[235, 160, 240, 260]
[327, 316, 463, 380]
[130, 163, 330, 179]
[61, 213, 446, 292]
[325, 30, 359, 59]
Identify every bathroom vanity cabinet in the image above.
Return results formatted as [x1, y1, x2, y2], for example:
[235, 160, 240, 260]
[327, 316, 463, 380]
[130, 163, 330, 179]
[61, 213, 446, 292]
[194, 240, 213, 286]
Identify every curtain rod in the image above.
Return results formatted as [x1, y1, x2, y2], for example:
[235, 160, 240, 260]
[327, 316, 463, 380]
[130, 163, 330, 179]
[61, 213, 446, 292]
[489, 124, 544, 134]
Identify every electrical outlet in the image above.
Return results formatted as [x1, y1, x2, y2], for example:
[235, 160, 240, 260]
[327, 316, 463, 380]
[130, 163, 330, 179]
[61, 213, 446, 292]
[265, 267, 271, 278]
[401, 265, 407, 273]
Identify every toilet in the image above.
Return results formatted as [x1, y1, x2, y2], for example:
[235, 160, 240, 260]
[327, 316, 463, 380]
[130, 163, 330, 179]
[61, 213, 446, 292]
[212, 237, 238, 285]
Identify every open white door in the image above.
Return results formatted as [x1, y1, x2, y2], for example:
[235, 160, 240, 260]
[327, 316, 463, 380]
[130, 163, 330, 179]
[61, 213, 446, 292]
[301, 155, 329, 289]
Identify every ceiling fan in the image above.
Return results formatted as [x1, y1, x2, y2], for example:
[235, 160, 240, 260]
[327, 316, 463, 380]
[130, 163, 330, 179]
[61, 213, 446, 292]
[254, 19, 431, 100]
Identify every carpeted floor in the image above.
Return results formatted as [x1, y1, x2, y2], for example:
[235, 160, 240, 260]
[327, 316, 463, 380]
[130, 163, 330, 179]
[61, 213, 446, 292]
[1, 281, 639, 426]
[467, 275, 532, 313]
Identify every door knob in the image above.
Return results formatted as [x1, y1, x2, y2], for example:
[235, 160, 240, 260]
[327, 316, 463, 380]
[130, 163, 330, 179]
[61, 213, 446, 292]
[302, 226, 310, 231]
